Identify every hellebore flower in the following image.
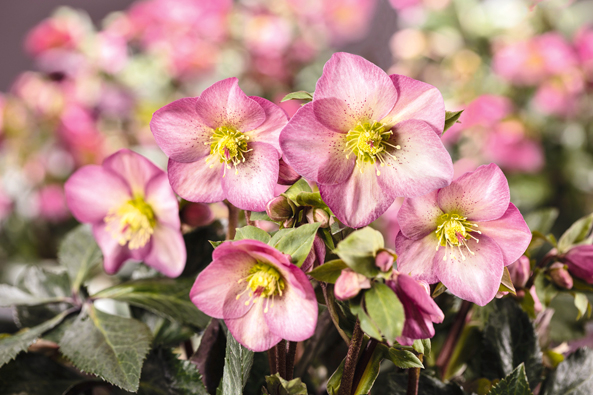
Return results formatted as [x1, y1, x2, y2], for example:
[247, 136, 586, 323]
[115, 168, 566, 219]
[150, 77, 288, 212]
[387, 271, 444, 345]
[65, 149, 186, 277]
[563, 245, 593, 283]
[334, 269, 371, 300]
[190, 239, 318, 352]
[548, 262, 573, 289]
[507, 255, 531, 289]
[280, 52, 453, 228]
[395, 163, 532, 306]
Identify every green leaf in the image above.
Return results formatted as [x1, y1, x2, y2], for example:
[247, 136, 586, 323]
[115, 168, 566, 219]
[281, 179, 312, 202]
[281, 91, 313, 103]
[412, 339, 424, 355]
[234, 226, 271, 243]
[499, 267, 517, 295]
[558, 213, 593, 253]
[334, 227, 383, 278]
[92, 277, 209, 328]
[249, 211, 273, 222]
[58, 224, 103, 291]
[307, 259, 347, 283]
[326, 359, 345, 395]
[443, 324, 481, 380]
[520, 287, 537, 319]
[210, 240, 224, 248]
[488, 364, 533, 395]
[294, 191, 328, 211]
[221, 329, 254, 395]
[271, 223, 321, 267]
[0, 284, 67, 307]
[541, 348, 593, 395]
[388, 348, 424, 369]
[264, 373, 308, 395]
[421, 339, 431, 358]
[572, 292, 590, 320]
[481, 299, 543, 389]
[432, 282, 447, 298]
[349, 298, 382, 341]
[364, 283, 404, 345]
[354, 346, 384, 395]
[443, 110, 463, 132]
[0, 309, 71, 368]
[59, 305, 152, 392]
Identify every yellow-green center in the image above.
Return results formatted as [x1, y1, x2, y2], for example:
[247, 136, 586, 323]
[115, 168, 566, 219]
[237, 262, 286, 313]
[105, 195, 156, 250]
[435, 213, 481, 260]
[205, 126, 251, 175]
[344, 120, 400, 175]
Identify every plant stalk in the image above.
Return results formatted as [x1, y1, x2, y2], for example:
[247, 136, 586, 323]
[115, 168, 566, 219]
[268, 346, 277, 375]
[436, 300, 472, 377]
[407, 355, 423, 395]
[276, 340, 287, 379]
[286, 341, 298, 380]
[224, 200, 239, 240]
[338, 320, 364, 395]
[321, 282, 351, 345]
[245, 210, 255, 226]
[351, 338, 378, 392]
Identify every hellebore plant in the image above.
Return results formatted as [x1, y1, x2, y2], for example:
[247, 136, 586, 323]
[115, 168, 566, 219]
[150, 77, 288, 212]
[280, 52, 454, 228]
[395, 163, 532, 305]
[64, 149, 186, 277]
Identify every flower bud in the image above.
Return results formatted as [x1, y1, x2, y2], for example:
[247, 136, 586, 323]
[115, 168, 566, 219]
[306, 207, 330, 228]
[283, 217, 295, 228]
[548, 262, 573, 289]
[334, 269, 371, 301]
[507, 255, 531, 288]
[375, 250, 395, 272]
[277, 159, 301, 185]
[563, 245, 593, 284]
[181, 202, 214, 227]
[266, 195, 295, 222]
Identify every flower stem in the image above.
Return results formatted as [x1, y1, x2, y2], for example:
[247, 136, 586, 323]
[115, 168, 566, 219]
[407, 355, 423, 395]
[286, 341, 298, 380]
[224, 200, 239, 240]
[351, 338, 378, 392]
[338, 320, 364, 395]
[245, 210, 255, 226]
[436, 300, 472, 377]
[268, 346, 277, 375]
[321, 282, 351, 345]
[276, 340, 287, 379]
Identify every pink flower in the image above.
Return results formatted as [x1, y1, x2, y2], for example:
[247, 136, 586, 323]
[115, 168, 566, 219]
[563, 245, 593, 283]
[387, 271, 444, 345]
[575, 27, 593, 78]
[334, 269, 371, 300]
[507, 255, 531, 289]
[150, 78, 288, 211]
[280, 53, 453, 228]
[190, 239, 318, 352]
[65, 149, 186, 277]
[395, 164, 532, 306]
[533, 72, 584, 117]
[37, 184, 70, 222]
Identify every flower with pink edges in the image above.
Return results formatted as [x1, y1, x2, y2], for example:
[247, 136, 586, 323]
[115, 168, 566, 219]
[334, 269, 371, 300]
[150, 78, 288, 211]
[190, 239, 318, 352]
[280, 53, 453, 228]
[575, 27, 593, 78]
[65, 149, 186, 277]
[483, 120, 544, 173]
[562, 245, 593, 284]
[395, 163, 532, 306]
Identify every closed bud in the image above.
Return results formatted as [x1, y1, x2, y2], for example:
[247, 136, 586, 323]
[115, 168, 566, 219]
[306, 207, 330, 228]
[283, 217, 295, 228]
[181, 202, 214, 228]
[375, 250, 395, 272]
[334, 269, 371, 301]
[563, 245, 593, 284]
[549, 262, 573, 289]
[266, 195, 295, 221]
[507, 255, 531, 288]
[277, 159, 301, 185]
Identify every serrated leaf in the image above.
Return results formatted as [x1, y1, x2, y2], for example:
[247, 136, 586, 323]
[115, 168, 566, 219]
[443, 110, 463, 132]
[58, 224, 103, 291]
[499, 267, 517, 295]
[558, 213, 593, 253]
[92, 277, 209, 328]
[364, 283, 404, 345]
[264, 373, 308, 395]
[488, 364, 533, 395]
[388, 348, 424, 369]
[0, 284, 66, 307]
[281, 179, 312, 202]
[281, 91, 313, 102]
[0, 309, 70, 368]
[16, 266, 71, 299]
[307, 259, 347, 283]
[234, 226, 271, 243]
[334, 227, 383, 278]
[221, 329, 254, 395]
[541, 348, 593, 395]
[59, 306, 152, 392]
[271, 223, 321, 267]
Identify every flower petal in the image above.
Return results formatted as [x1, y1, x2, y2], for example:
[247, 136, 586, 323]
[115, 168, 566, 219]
[226, 301, 282, 352]
[380, 74, 445, 135]
[65, 165, 130, 223]
[145, 173, 180, 229]
[143, 224, 186, 277]
[437, 163, 510, 222]
[103, 149, 163, 196]
[397, 190, 442, 240]
[477, 204, 531, 266]
[168, 158, 225, 203]
[434, 234, 504, 306]
[150, 97, 212, 163]
[395, 232, 439, 284]
[247, 96, 288, 156]
[195, 77, 265, 132]
[213, 239, 293, 267]
[92, 222, 133, 275]
[222, 142, 278, 212]
[313, 53, 398, 133]
[280, 102, 355, 185]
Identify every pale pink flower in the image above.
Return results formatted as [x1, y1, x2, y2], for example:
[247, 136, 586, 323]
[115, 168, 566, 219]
[24, 9, 90, 56]
[396, 164, 531, 305]
[533, 72, 585, 117]
[191, 239, 317, 352]
[562, 245, 593, 284]
[507, 255, 531, 289]
[280, 53, 453, 228]
[150, 78, 288, 211]
[575, 27, 593, 78]
[37, 184, 70, 222]
[334, 269, 371, 300]
[375, 250, 395, 272]
[65, 149, 186, 277]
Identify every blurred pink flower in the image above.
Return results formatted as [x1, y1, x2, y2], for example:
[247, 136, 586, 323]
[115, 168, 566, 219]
[58, 103, 106, 165]
[533, 71, 585, 117]
[24, 9, 90, 56]
[388, 0, 421, 11]
[37, 184, 70, 222]
[575, 27, 593, 78]
[0, 188, 13, 221]
[483, 120, 544, 173]
[507, 255, 531, 289]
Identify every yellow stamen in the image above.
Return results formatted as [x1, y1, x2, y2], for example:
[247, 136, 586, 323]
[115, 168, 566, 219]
[236, 262, 286, 312]
[344, 120, 400, 175]
[205, 126, 251, 176]
[104, 195, 156, 250]
[435, 213, 481, 261]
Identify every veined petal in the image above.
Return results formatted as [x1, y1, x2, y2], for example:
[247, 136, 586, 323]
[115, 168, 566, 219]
[434, 234, 504, 306]
[477, 204, 532, 266]
[397, 190, 442, 240]
[313, 52, 398, 133]
[247, 96, 288, 156]
[92, 222, 133, 275]
[213, 239, 292, 267]
[195, 78, 265, 132]
[280, 102, 354, 185]
[381, 75, 445, 135]
[150, 97, 213, 163]
[437, 163, 510, 222]
[145, 173, 180, 229]
[395, 232, 439, 284]
[167, 158, 225, 203]
[222, 142, 278, 212]
[103, 149, 163, 196]
[226, 301, 282, 352]
[143, 224, 186, 278]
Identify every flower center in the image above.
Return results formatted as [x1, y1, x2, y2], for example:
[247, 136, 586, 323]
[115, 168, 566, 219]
[344, 120, 400, 175]
[435, 213, 481, 261]
[104, 195, 156, 250]
[205, 126, 251, 176]
[236, 262, 286, 313]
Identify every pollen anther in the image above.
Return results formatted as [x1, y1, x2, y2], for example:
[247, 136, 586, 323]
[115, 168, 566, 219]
[344, 120, 400, 174]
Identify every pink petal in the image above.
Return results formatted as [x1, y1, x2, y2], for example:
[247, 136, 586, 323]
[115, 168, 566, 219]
[395, 232, 439, 284]
[167, 158, 224, 203]
[145, 173, 180, 229]
[222, 142, 279, 212]
[313, 52, 398, 133]
[195, 78, 265, 132]
[397, 190, 442, 240]
[65, 165, 130, 224]
[226, 301, 282, 352]
[477, 204, 532, 266]
[103, 149, 163, 196]
[143, 224, 186, 278]
[150, 97, 212, 163]
[437, 163, 510, 222]
[213, 239, 292, 267]
[376, 119, 453, 198]
[279, 103, 355, 185]
[380, 74, 445, 135]
[248, 96, 288, 156]
[92, 222, 133, 275]
[434, 234, 504, 306]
